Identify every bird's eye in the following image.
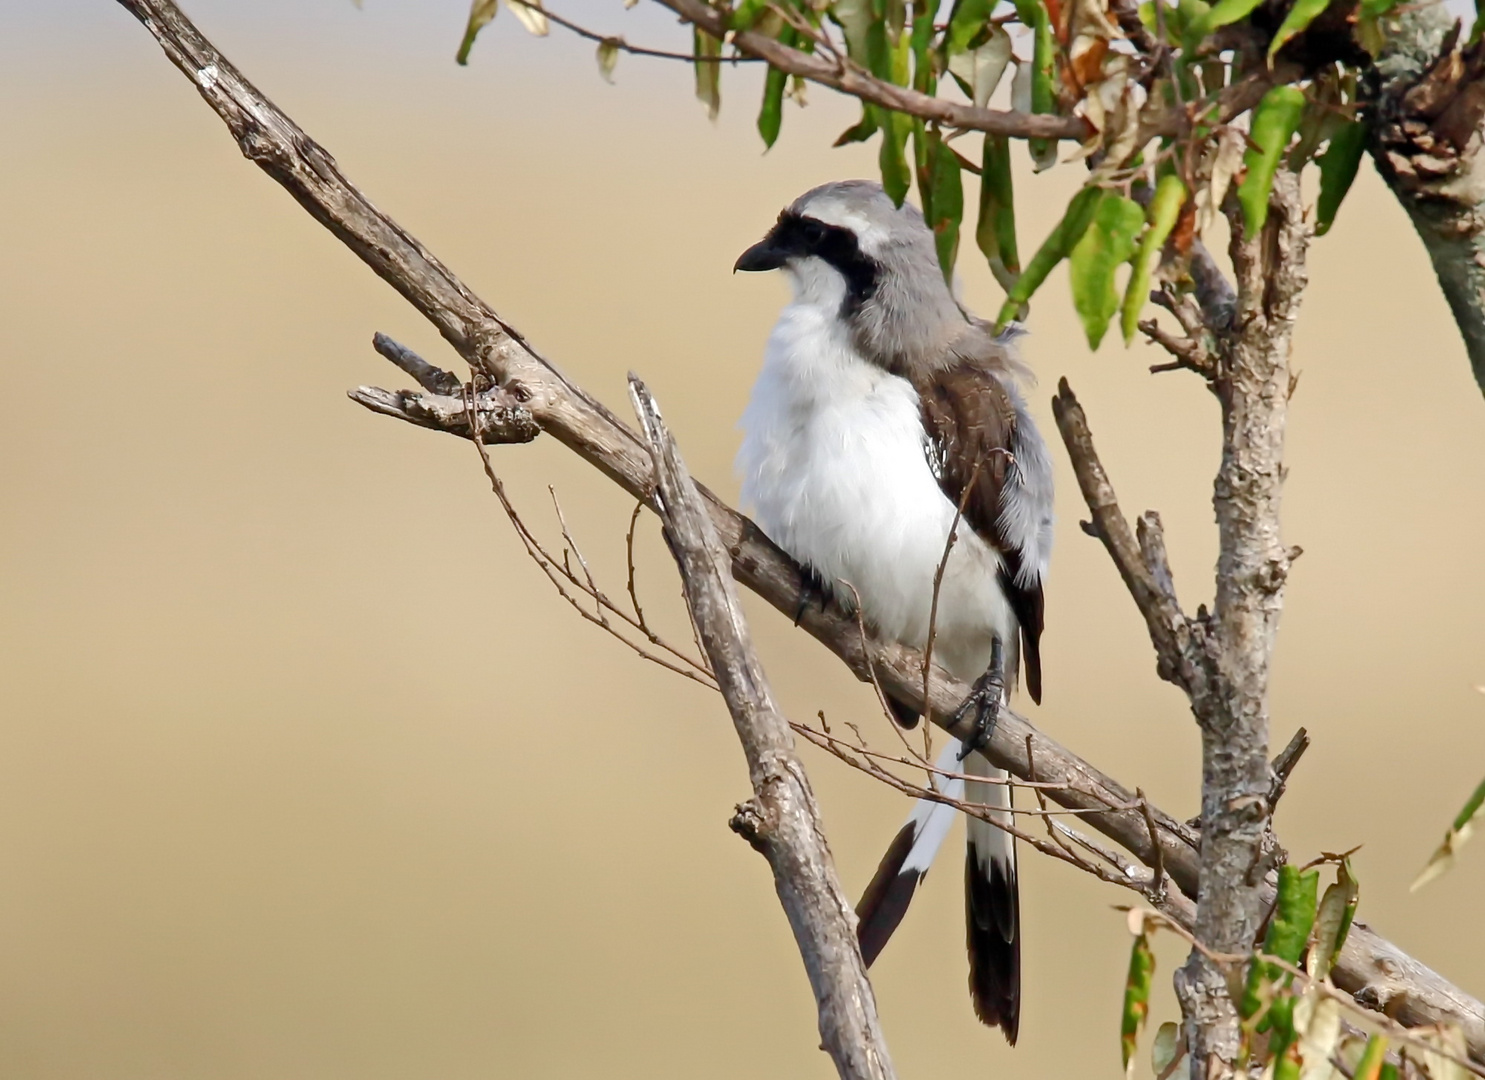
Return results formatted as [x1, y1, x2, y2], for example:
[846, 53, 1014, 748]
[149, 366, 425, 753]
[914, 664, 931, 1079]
[800, 219, 827, 247]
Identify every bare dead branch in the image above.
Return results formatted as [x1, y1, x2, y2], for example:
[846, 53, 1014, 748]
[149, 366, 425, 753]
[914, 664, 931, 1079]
[1269, 726, 1310, 809]
[629, 377, 895, 1080]
[372, 330, 462, 395]
[349, 382, 540, 444]
[111, 0, 1485, 1059]
[1051, 378, 1197, 686]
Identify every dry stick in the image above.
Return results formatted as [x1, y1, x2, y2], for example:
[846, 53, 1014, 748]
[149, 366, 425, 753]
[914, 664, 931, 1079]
[921, 450, 989, 762]
[112, 0, 1485, 1059]
[628, 377, 895, 1080]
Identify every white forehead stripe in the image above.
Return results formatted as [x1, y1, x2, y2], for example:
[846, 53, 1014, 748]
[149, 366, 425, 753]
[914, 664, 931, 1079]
[792, 197, 892, 255]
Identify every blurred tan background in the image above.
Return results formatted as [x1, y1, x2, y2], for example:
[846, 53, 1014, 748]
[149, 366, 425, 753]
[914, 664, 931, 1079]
[3, 3, 1483, 1078]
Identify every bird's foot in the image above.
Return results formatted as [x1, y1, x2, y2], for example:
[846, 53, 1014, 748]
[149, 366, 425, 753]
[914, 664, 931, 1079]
[794, 565, 829, 627]
[954, 668, 1005, 760]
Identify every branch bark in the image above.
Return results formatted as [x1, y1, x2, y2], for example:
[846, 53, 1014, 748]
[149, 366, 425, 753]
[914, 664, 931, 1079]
[628, 377, 895, 1080]
[113, 0, 1485, 1063]
[651, 0, 1293, 147]
[1368, 4, 1485, 396]
[652, 0, 1090, 141]
[1168, 172, 1309, 1080]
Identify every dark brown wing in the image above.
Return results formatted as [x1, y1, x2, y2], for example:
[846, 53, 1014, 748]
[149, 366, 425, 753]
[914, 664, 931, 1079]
[916, 362, 1044, 704]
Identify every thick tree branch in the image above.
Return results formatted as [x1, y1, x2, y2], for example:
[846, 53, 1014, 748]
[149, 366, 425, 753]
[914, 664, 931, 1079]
[1170, 172, 1310, 1080]
[114, 0, 1485, 1061]
[629, 377, 895, 1080]
[1368, 4, 1485, 396]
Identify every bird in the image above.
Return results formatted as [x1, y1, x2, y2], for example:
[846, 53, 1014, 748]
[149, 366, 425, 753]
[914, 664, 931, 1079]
[732, 179, 1053, 1044]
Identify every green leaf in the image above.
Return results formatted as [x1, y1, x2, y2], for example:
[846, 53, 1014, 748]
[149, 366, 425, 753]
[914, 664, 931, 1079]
[1190, 0, 1261, 44]
[1378, 1064, 1399, 1080]
[995, 184, 1104, 328]
[880, 110, 913, 205]
[945, 0, 997, 54]
[1242, 864, 1319, 1025]
[1316, 120, 1368, 235]
[1121, 174, 1187, 345]
[1268, 0, 1331, 63]
[1270, 865, 1321, 966]
[1177, 0, 1213, 50]
[1238, 85, 1306, 237]
[910, 0, 937, 95]
[834, 107, 880, 146]
[1354, 1035, 1389, 1080]
[1412, 774, 1485, 890]
[758, 27, 799, 148]
[1310, 858, 1359, 978]
[456, 0, 499, 65]
[929, 135, 965, 280]
[731, 0, 772, 31]
[1025, 1, 1059, 170]
[1121, 928, 1156, 1077]
[1070, 193, 1144, 350]
[866, 0, 893, 80]
[977, 132, 1020, 293]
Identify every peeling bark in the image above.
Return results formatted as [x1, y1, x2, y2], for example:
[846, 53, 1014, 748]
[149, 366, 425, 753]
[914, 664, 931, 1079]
[1369, 4, 1485, 395]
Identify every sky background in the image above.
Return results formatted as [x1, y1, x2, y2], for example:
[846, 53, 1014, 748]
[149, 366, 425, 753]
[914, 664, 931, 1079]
[3, 2, 1484, 1078]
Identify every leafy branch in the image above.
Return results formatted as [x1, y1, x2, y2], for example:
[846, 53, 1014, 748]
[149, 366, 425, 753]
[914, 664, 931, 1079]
[459, 0, 1394, 351]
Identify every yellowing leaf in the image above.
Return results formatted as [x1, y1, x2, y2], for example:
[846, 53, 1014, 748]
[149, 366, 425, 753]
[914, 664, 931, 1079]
[1198, 126, 1246, 238]
[1151, 1021, 1182, 1079]
[1412, 774, 1485, 891]
[1419, 1025, 1470, 1080]
[1310, 858, 1358, 979]
[456, 0, 499, 65]
[947, 25, 1013, 108]
[596, 38, 620, 83]
[694, 28, 721, 121]
[505, 0, 549, 36]
[1294, 990, 1342, 1080]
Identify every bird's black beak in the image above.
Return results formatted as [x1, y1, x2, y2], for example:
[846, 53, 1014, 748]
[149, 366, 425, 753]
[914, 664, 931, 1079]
[734, 237, 786, 273]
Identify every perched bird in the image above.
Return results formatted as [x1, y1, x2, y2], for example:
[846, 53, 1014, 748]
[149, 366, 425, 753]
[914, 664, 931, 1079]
[733, 180, 1053, 1043]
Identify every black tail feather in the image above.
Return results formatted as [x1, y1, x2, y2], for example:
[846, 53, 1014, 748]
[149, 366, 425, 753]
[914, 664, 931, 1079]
[966, 847, 1020, 1044]
[855, 822, 921, 967]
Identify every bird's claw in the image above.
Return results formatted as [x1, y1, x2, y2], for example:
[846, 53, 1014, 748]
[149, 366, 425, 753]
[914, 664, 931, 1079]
[954, 670, 1005, 760]
[794, 565, 829, 627]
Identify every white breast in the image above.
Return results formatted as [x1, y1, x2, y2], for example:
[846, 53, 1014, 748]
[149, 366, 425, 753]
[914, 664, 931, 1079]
[736, 299, 1015, 683]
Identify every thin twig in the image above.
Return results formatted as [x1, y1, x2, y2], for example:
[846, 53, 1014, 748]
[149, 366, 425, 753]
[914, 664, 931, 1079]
[503, 0, 765, 64]
[625, 499, 653, 636]
[922, 450, 990, 761]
